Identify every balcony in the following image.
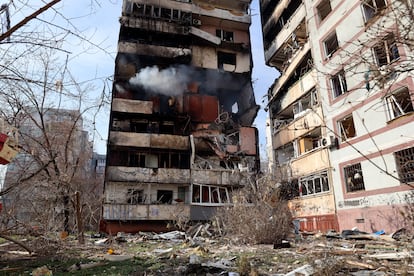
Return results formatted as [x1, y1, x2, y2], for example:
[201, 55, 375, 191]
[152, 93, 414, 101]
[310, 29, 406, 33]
[103, 203, 190, 221]
[191, 169, 249, 186]
[106, 166, 190, 183]
[291, 148, 330, 177]
[109, 131, 189, 150]
[118, 42, 192, 59]
[112, 98, 153, 114]
[272, 106, 324, 149]
[264, 4, 306, 68]
[270, 68, 316, 113]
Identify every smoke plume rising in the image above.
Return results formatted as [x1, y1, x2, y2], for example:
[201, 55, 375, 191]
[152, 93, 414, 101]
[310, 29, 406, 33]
[129, 65, 192, 96]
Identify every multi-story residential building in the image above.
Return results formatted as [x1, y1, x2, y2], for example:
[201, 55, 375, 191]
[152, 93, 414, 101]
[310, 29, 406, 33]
[101, 0, 260, 233]
[261, 0, 414, 233]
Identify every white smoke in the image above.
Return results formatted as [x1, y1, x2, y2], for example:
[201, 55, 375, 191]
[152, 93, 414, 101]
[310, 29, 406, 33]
[129, 65, 191, 96]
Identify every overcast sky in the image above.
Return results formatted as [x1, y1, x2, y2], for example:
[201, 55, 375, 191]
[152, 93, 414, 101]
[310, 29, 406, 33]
[7, 0, 278, 160]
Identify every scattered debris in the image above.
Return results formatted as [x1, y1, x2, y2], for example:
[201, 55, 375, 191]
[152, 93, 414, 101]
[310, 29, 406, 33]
[67, 262, 106, 272]
[31, 265, 52, 276]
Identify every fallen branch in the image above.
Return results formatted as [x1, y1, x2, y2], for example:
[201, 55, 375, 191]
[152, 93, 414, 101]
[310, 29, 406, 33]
[0, 233, 33, 254]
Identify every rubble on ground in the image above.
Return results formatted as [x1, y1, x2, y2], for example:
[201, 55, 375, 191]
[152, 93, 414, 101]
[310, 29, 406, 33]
[0, 225, 413, 275]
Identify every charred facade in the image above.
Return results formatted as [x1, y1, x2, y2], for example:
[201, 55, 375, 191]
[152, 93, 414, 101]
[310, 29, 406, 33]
[102, 0, 259, 233]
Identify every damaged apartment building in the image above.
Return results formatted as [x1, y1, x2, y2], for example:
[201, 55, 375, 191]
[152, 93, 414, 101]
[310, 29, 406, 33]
[102, 0, 260, 233]
[262, 0, 414, 233]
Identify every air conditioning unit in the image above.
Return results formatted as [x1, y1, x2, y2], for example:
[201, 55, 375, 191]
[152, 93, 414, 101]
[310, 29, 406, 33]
[192, 19, 202, 26]
[320, 135, 338, 149]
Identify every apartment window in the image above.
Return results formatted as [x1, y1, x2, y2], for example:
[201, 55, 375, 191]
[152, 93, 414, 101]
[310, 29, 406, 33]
[323, 31, 339, 58]
[216, 29, 234, 42]
[373, 35, 399, 66]
[299, 171, 330, 196]
[385, 87, 414, 120]
[394, 147, 414, 183]
[293, 90, 318, 118]
[331, 70, 348, 98]
[362, 0, 386, 22]
[317, 0, 332, 22]
[157, 190, 173, 204]
[192, 184, 229, 205]
[338, 114, 356, 142]
[218, 51, 236, 70]
[344, 163, 365, 192]
[127, 189, 144, 204]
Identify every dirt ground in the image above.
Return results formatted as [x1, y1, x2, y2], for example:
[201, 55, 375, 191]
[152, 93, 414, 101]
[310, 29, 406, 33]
[0, 230, 413, 275]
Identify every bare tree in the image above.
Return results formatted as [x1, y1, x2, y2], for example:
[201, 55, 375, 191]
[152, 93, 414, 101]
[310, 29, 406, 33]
[0, 0, 113, 247]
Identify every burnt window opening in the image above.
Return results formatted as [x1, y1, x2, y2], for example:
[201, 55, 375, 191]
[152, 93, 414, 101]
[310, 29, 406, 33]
[317, 0, 332, 22]
[216, 29, 234, 42]
[373, 35, 399, 67]
[344, 163, 365, 192]
[127, 189, 144, 204]
[299, 171, 329, 196]
[362, 0, 387, 22]
[157, 190, 173, 204]
[324, 31, 339, 58]
[129, 153, 146, 167]
[385, 87, 414, 120]
[131, 119, 149, 133]
[394, 147, 414, 183]
[331, 70, 348, 98]
[218, 51, 236, 70]
[338, 114, 356, 142]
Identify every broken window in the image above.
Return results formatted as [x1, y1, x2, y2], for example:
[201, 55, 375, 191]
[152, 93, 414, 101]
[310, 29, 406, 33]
[338, 114, 356, 142]
[344, 163, 365, 192]
[294, 128, 323, 156]
[299, 171, 329, 196]
[157, 190, 173, 204]
[331, 70, 348, 98]
[394, 147, 414, 183]
[216, 29, 234, 42]
[385, 87, 414, 120]
[127, 189, 144, 204]
[191, 184, 229, 205]
[362, 0, 386, 22]
[218, 51, 236, 71]
[373, 34, 399, 66]
[323, 31, 339, 58]
[317, 0, 332, 22]
[129, 152, 146, 167]
[293, 89, 318, 118]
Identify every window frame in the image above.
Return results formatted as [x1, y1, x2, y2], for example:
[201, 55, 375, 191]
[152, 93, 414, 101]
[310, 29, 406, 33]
[344, 163, 365, 192]
[385, 87, 414, 120]
[331, 70, 348, 98]
[394, 147, 414, 183]
[191, 184, 230, 205]
[373, 35, 400, 67]
[323, 31, 339, 58]
[362, 0, 387, 23]
[338, 114, 356, 142]
[299, 171, 330, 197]
[316, 0, 332, 22]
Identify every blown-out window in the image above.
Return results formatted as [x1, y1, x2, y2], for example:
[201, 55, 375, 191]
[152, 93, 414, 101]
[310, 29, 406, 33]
[362, 0, 387, 22]
[192, 184, 229, 205]
[373, 35, 399, 66]
[344, 163, 365, 192]
[299, 171, 330, 196]
[385, 87, 414, 120]
[331, 70, 348, 98]
[338, 114, 356, 142]
[317, 0, 332, 22]
[323, 31, 339, 58]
